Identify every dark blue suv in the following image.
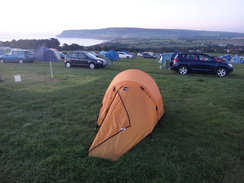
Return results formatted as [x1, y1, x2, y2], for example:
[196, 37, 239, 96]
[170, 52, 233, 77]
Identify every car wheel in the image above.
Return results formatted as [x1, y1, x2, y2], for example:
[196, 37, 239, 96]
[178, 66, 188, 75]
[216, 67, 227, 77]
[126, 56, 129, 59]
[65, 62, 72, 68]
[0, 59, 4, 63]
[18, 59, 23, 64]
[89, 63, 95, 69]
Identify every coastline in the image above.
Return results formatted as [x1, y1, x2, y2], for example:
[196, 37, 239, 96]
[0, 32, 108, 46]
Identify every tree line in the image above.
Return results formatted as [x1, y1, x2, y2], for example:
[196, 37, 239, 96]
[0, 38, 243, 54]
[0, 38, 86, 51]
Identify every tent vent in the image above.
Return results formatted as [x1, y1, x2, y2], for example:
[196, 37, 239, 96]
[140, 86, 145, 90]
[113, 87, 116, 91]
[123, 87, 128, 91]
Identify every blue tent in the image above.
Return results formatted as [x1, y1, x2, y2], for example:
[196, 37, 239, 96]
[106, 50, 119, 61]
[99, 50, 119, 61]
[33, 46, 61, 61]
[230, 55, 243, 63]
[220, 55, 232, 62]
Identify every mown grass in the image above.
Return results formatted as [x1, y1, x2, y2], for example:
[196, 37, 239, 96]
[0, 59, 243, 183]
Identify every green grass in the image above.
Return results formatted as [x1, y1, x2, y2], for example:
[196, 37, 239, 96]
[0, 59, 243, 183]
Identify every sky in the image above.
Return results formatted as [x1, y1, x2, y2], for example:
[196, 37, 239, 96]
[1, 0, 244, 37]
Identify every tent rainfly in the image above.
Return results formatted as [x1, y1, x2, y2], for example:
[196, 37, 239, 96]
[33, 46, 61, 61]
[88, 69, 164, 161]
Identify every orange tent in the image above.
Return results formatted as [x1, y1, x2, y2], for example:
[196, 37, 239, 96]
[88, 69, 164, 161]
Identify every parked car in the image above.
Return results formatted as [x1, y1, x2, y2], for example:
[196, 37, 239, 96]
[64, 51, 106, 69]
[141, 53, 156, 59]
[137, 52, 143, 57]
[0, 50, 35, 63]
[117, 52, 134, 59]
[170, 52, 233, 77]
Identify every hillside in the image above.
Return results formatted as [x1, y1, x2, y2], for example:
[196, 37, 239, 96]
[57, 27, 244, 40]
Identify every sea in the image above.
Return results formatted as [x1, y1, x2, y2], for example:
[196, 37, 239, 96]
[0, 32, 108, 47]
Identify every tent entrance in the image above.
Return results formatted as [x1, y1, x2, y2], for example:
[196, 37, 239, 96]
[89, 88, 131, 152]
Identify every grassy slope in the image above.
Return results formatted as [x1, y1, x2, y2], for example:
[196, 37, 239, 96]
[0, 59, 243, 183]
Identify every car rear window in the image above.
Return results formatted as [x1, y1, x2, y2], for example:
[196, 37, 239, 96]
[25, 51, 33, 55]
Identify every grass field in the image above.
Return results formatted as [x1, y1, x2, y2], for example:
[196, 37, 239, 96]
[0, 58, 243, 183]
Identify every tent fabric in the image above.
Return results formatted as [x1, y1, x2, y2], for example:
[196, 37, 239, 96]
[160, 60, 170, 69]
[99, 50, 119, 61]
[157, 53, 173, 64]
[99, 55, 113, 66]
[230, 55, 243, 63]
[105, 50, 119, 61]
[33, 46, 61, 61]
[220, 55, 232, 62]
[88, 69, 164, 161]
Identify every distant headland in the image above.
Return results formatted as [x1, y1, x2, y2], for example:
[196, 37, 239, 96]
[57, 27, 244, 40]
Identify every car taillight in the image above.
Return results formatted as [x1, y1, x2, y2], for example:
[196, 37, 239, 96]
[173, 58, 179, 62]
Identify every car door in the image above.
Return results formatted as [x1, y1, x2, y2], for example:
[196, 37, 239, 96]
[78, 53, 89, 66]
[199, 54, 216, 72]
[118, 52, 125, 58]
[186, 53, 201, 71]
[69, 53, 79, 65]
[7, 51, 19, 62]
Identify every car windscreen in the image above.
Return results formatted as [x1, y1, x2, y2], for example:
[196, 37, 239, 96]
[87, 53, 98, 59]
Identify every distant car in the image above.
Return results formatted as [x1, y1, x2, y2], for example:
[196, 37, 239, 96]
[141, 53, 156, 59]
[117, 52, 134, 59]
[0, 50, 35, 63]
[137, 52, 143, 57]
[64, 51, 106, 69]
[170, 52, 233, 77]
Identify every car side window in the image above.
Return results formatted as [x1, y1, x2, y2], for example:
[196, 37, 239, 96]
[12, 51, 18, 55]
[186, 54, 198, 60]
[78, 53, 86, 59]
[70, 53, 78, 58]
[199, 55, 211, 61]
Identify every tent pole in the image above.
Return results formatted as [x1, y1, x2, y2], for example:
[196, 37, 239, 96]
[50, 61, 53, 79]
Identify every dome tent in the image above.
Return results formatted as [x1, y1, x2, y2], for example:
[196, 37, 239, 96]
[88, 69, 164, 161]
[106, 50, 119, 61]
[99, 50, 119, 61]
[33, 46, 61, 61]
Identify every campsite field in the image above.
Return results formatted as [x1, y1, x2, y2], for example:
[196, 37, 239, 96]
[0, 58, 243, 183]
